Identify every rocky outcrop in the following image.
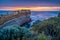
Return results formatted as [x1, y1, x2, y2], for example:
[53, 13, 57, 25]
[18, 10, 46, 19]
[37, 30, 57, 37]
[0, 10, 31, 27]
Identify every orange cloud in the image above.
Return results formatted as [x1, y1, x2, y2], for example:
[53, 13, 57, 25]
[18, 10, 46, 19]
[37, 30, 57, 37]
[0, 7, 60, 11]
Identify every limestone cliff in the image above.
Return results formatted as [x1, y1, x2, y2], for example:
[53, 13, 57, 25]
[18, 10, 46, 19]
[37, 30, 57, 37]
[0, 10, 31, 27]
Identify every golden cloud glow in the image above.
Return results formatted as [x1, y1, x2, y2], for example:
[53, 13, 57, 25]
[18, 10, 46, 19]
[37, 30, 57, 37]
[0, 7, 60, 11]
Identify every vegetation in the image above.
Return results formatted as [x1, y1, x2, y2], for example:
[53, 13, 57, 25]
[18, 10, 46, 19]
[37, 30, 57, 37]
[0, 25, 31, 40]
[37, 32, 51, 40]
[0, 13, 60, 40]
[31, 13, 60, 40]
[58, 12, 60, 17]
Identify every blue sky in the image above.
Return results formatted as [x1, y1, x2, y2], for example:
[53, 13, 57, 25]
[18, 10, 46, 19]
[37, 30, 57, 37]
[0, 0, 60, 7]
[0, 0, 60, 11]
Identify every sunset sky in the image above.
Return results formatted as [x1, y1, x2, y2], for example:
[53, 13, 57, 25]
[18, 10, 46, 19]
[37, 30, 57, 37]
[0, 0, 60, 11]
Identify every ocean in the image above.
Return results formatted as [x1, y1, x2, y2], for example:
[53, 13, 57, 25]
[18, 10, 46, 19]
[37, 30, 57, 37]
[31, 11, 59, 21]
[0, 11, 60, 20]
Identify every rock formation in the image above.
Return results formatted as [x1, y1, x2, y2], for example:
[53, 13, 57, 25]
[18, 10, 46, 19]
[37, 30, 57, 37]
[0, 10, 31, 27]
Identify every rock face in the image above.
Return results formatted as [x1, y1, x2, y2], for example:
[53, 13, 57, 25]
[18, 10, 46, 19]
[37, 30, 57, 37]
[0, 10, 31, 27]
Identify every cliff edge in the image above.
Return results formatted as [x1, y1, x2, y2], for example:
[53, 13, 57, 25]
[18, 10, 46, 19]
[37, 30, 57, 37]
[0, 10, 31, 27]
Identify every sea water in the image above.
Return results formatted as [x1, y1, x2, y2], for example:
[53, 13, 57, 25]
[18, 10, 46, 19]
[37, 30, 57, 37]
[0, 11, 59, 20]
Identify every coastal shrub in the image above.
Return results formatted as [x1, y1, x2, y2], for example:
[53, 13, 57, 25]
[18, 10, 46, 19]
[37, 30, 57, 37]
[58, 12, 60, 17]
[37, 32, 51, 40]
[32, 20, 41, 26]
[0, 25, 32, 40]
[31, 16, 60, 40]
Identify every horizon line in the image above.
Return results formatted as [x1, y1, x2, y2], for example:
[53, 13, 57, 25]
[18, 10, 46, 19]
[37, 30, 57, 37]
[0, 6, 60, 11]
